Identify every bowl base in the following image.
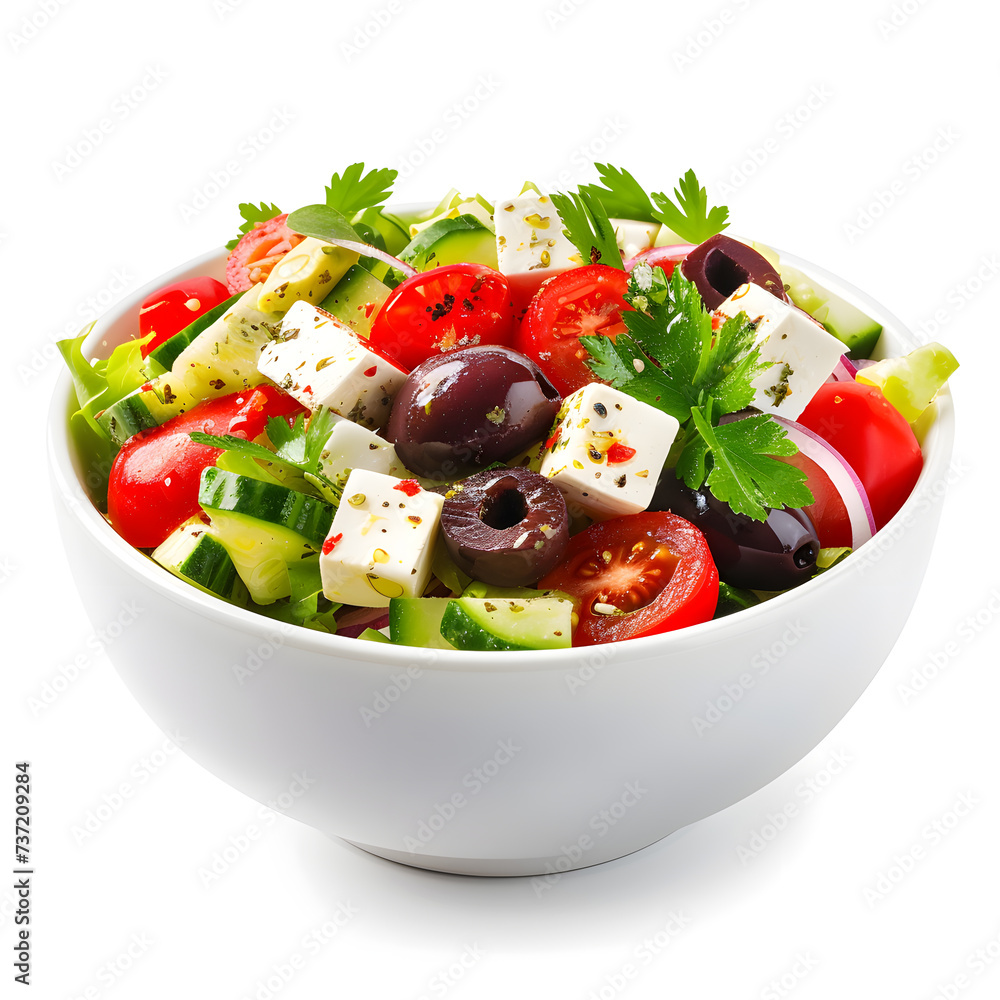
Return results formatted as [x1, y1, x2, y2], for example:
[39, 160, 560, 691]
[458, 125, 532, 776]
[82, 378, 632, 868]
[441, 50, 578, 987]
[340, 836, 663, 877]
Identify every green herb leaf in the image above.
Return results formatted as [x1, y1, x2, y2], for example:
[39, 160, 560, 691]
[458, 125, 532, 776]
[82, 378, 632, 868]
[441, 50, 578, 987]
[686, 408, 812, 520]
[324, 163, 398, 217]
[225, 202, 282, 251]
[580, 164, 658, 223]
[285, 204, 360, 245]
[650, 169, 729, 244]
[549, 188, 624, 269]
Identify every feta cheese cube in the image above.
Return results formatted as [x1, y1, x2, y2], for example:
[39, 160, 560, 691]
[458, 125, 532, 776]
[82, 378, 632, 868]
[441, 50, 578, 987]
[538, 384, 679, 520]
[610, 218, 659, 261]
[494, 193, 580, 279]
[256, 301, 408, 428]
[319, 470, 444, 607]
[317, 419, 407, 488]
[715, 283, 848, 420]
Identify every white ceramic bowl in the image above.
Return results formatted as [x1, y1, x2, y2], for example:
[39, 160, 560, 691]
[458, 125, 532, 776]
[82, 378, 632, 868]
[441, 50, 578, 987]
[48, 247, 954, 876]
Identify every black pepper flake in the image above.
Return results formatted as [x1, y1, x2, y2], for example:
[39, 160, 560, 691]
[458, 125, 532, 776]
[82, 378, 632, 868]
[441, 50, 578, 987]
[588, 446, 603, 462]
[429, 294, 456, 321]
[615, 474, 626, 488]
[593, 402, 607, 417]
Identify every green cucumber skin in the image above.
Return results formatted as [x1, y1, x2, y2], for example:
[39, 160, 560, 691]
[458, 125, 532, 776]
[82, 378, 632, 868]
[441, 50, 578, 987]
[440, 602, 531, 652]
[148, 292, 242, 370]
[176, 533, 241, 599]
[399, 214, 497, 271]
[318, 264, 391, 337]
[198, 467, 335, 549]
[389, 598, 456, 649]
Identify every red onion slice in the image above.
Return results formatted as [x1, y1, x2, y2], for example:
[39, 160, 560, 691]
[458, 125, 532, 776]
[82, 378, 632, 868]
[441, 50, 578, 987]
[335, 605, 391, 638]
[324, 240, 417, 279]
[827, 354, 859, 382]
[773, 415, 876, 548]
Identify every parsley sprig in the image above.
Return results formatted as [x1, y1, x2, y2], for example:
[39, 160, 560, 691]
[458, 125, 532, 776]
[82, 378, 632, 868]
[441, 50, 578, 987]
[582, 263, 812, 520]
[581, 164, 730, 245]
[225, 162, 398, 251]
[549, 188, 624, 268]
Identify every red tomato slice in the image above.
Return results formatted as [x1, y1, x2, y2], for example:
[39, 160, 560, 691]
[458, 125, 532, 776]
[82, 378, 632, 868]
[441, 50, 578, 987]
[368, 263, 515, 371]
[625, 243, 694, 276]
[538, 512, 718, 645]
[797, 381, 923, 531]
[226, 214, 306, 294]
[139, 276, 230, 356]
[515, 264, 630, 396]
[107, 386, 307, 549]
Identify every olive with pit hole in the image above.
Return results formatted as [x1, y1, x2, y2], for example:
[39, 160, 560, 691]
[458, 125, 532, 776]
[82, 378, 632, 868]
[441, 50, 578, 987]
[681, 234, 786, 310]
[440, 467, 569, 587]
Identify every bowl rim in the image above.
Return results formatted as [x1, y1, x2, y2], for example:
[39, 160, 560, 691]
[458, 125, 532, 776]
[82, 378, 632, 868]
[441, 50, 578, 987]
[47, 240, 956, 673]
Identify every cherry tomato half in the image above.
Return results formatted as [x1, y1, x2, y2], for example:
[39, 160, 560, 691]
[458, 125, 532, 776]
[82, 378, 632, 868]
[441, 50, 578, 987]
[139, 276, 231, 356]
[368, 263, 515, 372]
[515, 264, 630, 396]
[226, 213, 306, 293]
[538, 512, 718, 645]
[797, 381, 923, 531]
[107, 386, 307, 549]
[624, 243, 694, 276]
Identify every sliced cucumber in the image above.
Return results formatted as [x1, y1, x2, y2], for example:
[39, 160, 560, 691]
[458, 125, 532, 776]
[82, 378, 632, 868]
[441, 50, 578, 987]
[399, 215, 498, 271]
[171, 288, 280, 402]
[147, 291, 242, 370]
[199, 467, 335, 549]
[354, 207, 410, 257]
[256, 237, 359, 313]
[97, 373, 198, 446]
[389, 597, 457, 650]
[440, 596, 574, 651]
[318, 264, 391, 337]
[781, 264, 883, 359]
[152, 518, 246, 604]
[461, 581, 575, 604]
[357, 627, 392, 644]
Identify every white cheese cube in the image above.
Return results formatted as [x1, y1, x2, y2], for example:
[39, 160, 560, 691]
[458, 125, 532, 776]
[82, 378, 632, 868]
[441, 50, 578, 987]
[715, 283, 848, 420]
[256, 301, 408, 429]
[610, 218, 659, 261]
[319, 469, 444, 607]
[317, 420, 407, 488]
[538, 384, 679, 520]
[494, 193, 581, 278]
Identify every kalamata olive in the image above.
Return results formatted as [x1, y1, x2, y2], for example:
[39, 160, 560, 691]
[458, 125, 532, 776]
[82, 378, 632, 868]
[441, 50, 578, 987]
[440, 467, 569, 587]
[680, 234, 787, 310]
[650, 468, 819, 591]
[386, 346, 562, 480]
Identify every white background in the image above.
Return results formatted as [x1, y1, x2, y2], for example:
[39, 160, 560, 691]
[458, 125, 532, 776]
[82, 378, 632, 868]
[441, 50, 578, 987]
[3, 0, 999, 997]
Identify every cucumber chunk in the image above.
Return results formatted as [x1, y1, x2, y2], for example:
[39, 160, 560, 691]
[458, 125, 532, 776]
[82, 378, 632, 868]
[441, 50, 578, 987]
[440, 596, 574, 651]
[399, 215, 498, 271]
[318, 264, 391, 337]
[97, 373, 198, 446]
[357, 627, 392, 644]
[781, 264, 883, 359]
[152, 518, 246, 604]
[199, 468, 335, 604]
[147, 291, 241, 370]
[171, 288, 281, 402]
[389, 597, 457, 649]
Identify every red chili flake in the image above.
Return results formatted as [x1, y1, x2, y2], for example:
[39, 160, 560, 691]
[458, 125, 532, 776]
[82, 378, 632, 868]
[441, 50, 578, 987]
[607, 442, 637, 465]
[140, 382, 153, 392]
[544, 426, 562, 450]
[322, 532, 343, 555]
[303, 385, 313, 394]
[393, 479, 421, 497]
[711, 313, 721, 331]
[363, 365, 378, 377]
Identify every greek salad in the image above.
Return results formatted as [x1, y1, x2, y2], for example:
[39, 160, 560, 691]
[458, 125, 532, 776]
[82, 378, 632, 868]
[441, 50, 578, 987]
[59, 163, 958, 650]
